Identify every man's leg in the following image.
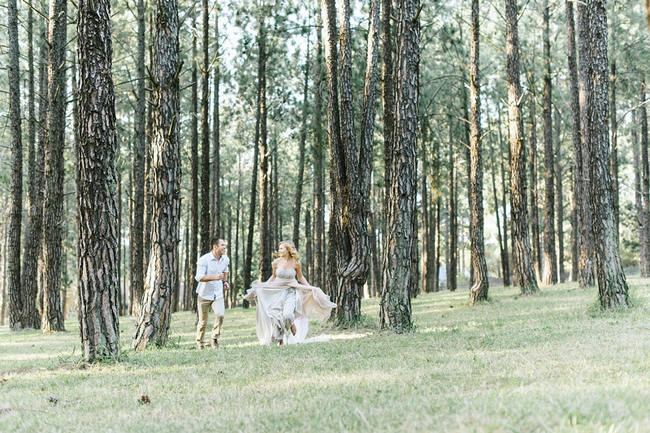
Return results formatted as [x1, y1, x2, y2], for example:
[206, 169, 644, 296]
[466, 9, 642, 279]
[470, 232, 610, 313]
[210, 297, 225, 348]
[196, 296, 211, 349]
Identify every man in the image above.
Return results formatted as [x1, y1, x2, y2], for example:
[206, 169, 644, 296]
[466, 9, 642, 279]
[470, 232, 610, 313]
[195, 238, 230, 349]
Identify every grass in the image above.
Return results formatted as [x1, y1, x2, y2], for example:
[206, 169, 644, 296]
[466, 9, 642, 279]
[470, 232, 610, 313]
[2, 277, 650, 432]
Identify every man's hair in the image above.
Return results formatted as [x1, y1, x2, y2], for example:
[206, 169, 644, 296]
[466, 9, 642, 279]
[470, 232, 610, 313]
[211, 238, 227, 248]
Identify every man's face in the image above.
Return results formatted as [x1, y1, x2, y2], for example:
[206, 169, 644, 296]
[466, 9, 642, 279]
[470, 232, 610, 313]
[213, 241, 227, 255]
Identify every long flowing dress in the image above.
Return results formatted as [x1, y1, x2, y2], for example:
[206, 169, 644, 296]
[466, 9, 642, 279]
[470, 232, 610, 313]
[243, 268, 336, 345]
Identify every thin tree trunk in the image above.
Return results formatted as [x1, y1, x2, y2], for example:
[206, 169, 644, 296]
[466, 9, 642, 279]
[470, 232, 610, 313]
[132, 0, 181, 349]
[555, 108, 565, 283]
[313, 12, 326, 289]
[77, 0, 121, 360]
[541, 0, 557, 286]
[468, 0, 489, 304]
[633, 109, 645, 275]
[381, 0, 418, 331]
[42, 0, 68, 331]
[583, 0, 628, 308]
[497, 108, 510, 286]
[610, 61, 619, 243]
[130, 0, 146, 317]
[447, 118, 457, 291]
[506, 0, 538, 294]
[640, 81, 650, 276]
[293, 40, 310, 250]
[186, 14, 199, 313]
[257, 18, 272, 282]
[211, 8, 221, 238]
[200, 0, 210, 252]
[305, 209, 312, 280]
[577, 0, 595, 288]
[7, 0, 23, 330]
[528, 90, 541, 279]
[489, 133, 506, 287]
[183, 214, 190, 310]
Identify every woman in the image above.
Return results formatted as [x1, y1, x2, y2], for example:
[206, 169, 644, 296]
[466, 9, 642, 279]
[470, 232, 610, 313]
[244, 241, 336, 345]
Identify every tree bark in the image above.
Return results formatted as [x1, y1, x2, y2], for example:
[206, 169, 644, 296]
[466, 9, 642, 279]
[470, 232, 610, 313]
[497, 108, 510, 286]
[382, 0, 395, 235]
[506, 0, 538, 294]
[381, 0, 418, 331]
[130, 0, 146, 316]
[200, 0, 211, 252]
[313, 14, 326, 289]
[7, 0, 23, 330]
[541, 0, 557, 286]
[293, 39, 310, 250]
[447, 118, 457, 292]
[640, 81, 650, 276]
[77, 0, 121, 360]
[610, 62, 619, 243]
[42, 0, 68, 331]
[132, 0, 181, 349]
[554, 108, 565, 283]
[211, 8, 221, 239]
[633, 108, 646, 275]
[583, 0, 629, 308]
[489, 135, 507, 287]
[528, 89, 541, 279]
[576, 0, 595, 288]
[468, 0, 489, 305]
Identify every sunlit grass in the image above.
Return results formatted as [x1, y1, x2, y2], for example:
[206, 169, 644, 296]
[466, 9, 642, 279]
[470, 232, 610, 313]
[2, 277, 650, 432]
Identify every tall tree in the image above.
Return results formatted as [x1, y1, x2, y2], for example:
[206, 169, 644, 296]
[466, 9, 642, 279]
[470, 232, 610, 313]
[528, 89, 541, 278]
[506, 0, 538, 294]
[132, 0, 181, 349]
[576, 0, 595, 288]
[468, 0, 489, 305]
[497, 108, 511, 286]
[77, 0, 120, 361]
[42, 0, 68, 331]
[7, 0, 23, 330]
[293, 36, 310, 250]
[323, 0, 380, 323]
[640, 82, 650, 276]
[583, 0, 628, 308]
[130, 0, 147, 316]
[211, 8, 221, 239]
[554, 108, 565, 282]
[200, 0, 211, 252]
[257, 16, 272, 282]
[541, 0, 557, 285]
[382, 0, 395, 226]
[447, 118, 457, 292]
[312, 12, 326, 289]
[381, 0, 419, 331]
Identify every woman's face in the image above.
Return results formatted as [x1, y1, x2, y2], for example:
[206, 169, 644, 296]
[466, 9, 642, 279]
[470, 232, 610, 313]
[278, 243, 288, 257]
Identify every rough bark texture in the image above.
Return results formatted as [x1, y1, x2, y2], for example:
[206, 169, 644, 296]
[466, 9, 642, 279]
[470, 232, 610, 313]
[293, 41, 310, 250]
[42, 0, 68, 331]
[257, 19, 272, 282]
[610, 62, 619, 242]
[313, 14, 326, 289]
[490, 134, 507, 286]
[497, 109, 510, 286]
[7, 0, 23, 330]
[554, 108, 565, 282]
[186, 15, 199, 312]
[584, 0, 629, 308]
[77, 0, 121, 361]
[633, 109, 646, 275]
[576, 0, 595, 288]
[382, 0, 395, 231]
[380, 0, 418, 331]
[130, 0, 146, 316]
[506, 0, 538, 294]
[132, 0, 181, 349]
[468, 0, 489, 305]
[541, 0, 557, 286]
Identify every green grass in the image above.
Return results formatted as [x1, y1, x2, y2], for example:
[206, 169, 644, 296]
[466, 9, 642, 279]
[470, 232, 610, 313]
[2, 277, 650, 432]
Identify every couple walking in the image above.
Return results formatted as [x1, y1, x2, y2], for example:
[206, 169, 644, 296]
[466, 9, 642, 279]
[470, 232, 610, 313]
[194, 238, 336, 349]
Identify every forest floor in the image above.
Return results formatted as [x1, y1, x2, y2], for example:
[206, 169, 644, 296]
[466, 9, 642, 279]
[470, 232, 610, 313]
[2, 277, 650, 432]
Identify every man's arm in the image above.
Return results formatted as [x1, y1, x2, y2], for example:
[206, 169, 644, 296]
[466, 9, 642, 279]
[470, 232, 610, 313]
[195, 257, 224, 283]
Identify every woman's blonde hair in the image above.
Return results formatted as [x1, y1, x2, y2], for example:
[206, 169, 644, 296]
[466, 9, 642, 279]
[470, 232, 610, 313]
[274, 240, 300, 262]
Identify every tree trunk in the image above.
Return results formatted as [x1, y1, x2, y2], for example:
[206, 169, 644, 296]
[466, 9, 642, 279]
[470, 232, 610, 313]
[130, 0, 146, 317]
[633, 109, 645, 275]
[468, 0, 489, 305]
[583, 0, 629, 308]
[257, 18, 272, 282]
[555, 108, 565, 283]
[576, 0, 595, 288]
[382, 0, 395, 238]
[211, 8, 221, 239]
[489, 135, 507, 288]
[313, 14, 326, 289]
[497, 108, 511, 286]
[293, 40, 310, 250]
[640, 81, 650, 276]
[200, 0, 211, 252]
[305, 209, 312, 280]
[506, 0, 538, 295]
[7, 0, 23, 330]
[447, 118, 457, 292]
[42, 0, 68, 331]
[610, 62, 619, 243]
[528, 90, 541, 279]
[132, 0, 181, 349]
[541, 0, 557, 286]
[381, 0, 418, 331]
[77, 0, 121, 360]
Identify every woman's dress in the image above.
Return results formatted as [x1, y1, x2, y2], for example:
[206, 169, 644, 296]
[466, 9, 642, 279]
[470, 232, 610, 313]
[243, 268, 336, 345]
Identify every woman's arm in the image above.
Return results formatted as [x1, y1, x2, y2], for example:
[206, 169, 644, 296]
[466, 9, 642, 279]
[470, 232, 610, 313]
[266, 260, 277, 283]
[295, 262, 310, 286]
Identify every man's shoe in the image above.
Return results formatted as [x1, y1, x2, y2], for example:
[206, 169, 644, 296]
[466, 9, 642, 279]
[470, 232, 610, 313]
[196, 342, 204, 350]
[210, 338, 219, 349]
[290, 323, 297, 336]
